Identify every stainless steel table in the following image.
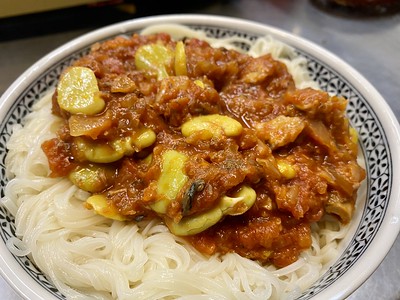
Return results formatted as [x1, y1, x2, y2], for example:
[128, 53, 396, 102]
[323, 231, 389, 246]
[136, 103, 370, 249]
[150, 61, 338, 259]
[0, 0, 399, 299]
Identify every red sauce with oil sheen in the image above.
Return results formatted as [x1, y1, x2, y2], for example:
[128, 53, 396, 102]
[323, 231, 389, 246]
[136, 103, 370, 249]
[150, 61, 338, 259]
[42, 33, 365, 267]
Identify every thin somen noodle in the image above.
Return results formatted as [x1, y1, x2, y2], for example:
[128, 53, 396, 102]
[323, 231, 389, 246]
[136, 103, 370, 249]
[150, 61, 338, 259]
[2, 24, 364, 299]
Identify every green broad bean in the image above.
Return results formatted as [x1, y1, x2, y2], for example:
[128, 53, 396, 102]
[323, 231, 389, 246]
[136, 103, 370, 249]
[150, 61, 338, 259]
[151, 150, 189, 214]
[75, 128, 156, 163]
[181, 114, 243, 139]
[135, 43, 173, 80]
[86, 194, 127, 221]
[75, 138, 124, 164]
[68, 164, 115, 193]
[276, 159, 296, 179]
[132, 128, 157, 150]
[174, 41, 187, 76]
[166, 185, 256, 236]
[57, 67, 105, 115]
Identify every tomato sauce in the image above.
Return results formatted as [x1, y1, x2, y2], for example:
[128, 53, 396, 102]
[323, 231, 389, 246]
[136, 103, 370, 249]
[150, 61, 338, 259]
[42, 33, 365, 267]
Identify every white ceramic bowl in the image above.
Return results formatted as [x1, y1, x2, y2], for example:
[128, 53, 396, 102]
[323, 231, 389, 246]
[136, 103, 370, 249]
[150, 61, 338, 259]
[1, 14, 399, 300]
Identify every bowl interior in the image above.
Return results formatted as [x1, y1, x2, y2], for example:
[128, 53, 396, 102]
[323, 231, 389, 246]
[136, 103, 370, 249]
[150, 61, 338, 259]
[0, 15, 398, 300]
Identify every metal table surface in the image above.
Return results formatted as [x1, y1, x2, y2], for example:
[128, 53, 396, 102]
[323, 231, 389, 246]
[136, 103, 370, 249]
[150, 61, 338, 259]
[0, 0, 399, 299]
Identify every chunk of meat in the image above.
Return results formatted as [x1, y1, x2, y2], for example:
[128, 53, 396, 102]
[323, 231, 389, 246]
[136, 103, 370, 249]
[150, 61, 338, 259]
[155, 76, 220, 126]
[254, 116, 305, 149]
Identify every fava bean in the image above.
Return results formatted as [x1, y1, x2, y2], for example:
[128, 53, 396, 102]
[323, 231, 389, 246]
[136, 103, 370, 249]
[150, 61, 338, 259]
[276, 159, 296, 179]
[76, 138, 124, 163]
[174, 41, 187, 76]
[132, 128, 157, 150]
[57, 67, 105, 115]
[135, 43, 173, 80]
[181, 114, 243, 139]
[85, 194, 127, 221]
[75, 128, 156, 163]
[69, 164, 115, 193]
[166, 185, 256, 236]
[151, 150, 189, 214]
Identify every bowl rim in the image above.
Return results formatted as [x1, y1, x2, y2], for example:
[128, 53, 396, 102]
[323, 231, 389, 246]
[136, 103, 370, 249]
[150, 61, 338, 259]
[1, 13, 400, 300]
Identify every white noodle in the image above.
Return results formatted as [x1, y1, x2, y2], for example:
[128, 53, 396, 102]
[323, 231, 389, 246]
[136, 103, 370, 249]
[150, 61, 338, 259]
[1, 25, 351, 300]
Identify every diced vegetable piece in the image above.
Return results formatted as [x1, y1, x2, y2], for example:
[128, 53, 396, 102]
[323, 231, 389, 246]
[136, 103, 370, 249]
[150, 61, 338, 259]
[151, 150, 189, 214]
[325, 193, 354, 223]
[320, 164, 360, 197]
[135, 43, 174, 80]
[166, 185, 256, 236]
[306, 120, 337, 152]
[57, 66, 105, 115]
[256, 157, 282, 180]
[68, 112, 112, 139]
[181, 114, 243, 139]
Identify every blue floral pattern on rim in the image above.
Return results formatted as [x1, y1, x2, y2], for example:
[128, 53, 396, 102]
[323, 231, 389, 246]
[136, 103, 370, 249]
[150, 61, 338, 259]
[297, 54, 390, 299]
[0, 25, 390, 299]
